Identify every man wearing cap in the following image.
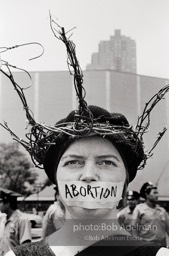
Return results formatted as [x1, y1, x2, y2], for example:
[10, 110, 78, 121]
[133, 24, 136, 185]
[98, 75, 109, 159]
[131, 182, 169, 246]
[0, 188, 31, 256]
[117, 190, 140, 230]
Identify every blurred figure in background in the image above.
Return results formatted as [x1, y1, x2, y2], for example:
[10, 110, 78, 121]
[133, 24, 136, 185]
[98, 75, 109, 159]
[0, 188, 31, 256]
[41, 190, 65, 238]
[0, 211, 6, 244]
[117, 190, 140, 230]
[131, 182, 169, 246]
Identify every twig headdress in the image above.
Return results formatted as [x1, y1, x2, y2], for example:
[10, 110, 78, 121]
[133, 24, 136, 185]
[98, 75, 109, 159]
[0, 15, 169, 183]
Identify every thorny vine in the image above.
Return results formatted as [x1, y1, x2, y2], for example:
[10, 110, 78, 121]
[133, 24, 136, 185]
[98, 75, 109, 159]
[0, 16, 169, 171]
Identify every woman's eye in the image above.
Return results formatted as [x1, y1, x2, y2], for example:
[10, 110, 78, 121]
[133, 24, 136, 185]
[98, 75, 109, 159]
[64, 160, 83, 167]
[98, 160, 117, 167]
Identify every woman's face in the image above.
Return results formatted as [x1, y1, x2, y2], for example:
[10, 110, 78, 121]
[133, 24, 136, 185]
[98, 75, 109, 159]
[57, 136, 127, 219]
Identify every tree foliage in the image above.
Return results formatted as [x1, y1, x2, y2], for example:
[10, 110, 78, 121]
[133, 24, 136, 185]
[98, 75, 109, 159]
[0, 142, 38, 196]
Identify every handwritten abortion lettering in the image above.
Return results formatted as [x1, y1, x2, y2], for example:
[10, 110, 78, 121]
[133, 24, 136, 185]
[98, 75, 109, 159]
[58, 181, 123, 203]
[65, 184, 117, 199]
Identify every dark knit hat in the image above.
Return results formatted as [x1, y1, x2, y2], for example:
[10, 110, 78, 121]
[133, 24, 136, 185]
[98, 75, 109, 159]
[140, 181, 157, 199]
[44, 105, 144, 184]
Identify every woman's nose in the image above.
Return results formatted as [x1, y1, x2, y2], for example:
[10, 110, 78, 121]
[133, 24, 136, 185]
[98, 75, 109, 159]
[80, 162, 99, 182]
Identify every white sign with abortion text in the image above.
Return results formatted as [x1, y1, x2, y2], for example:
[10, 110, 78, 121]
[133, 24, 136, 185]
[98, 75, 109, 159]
[58, 180, 124, 209]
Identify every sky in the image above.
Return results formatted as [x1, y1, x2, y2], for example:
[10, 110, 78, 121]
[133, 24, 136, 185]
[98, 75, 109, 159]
[0, 0, 169, 78]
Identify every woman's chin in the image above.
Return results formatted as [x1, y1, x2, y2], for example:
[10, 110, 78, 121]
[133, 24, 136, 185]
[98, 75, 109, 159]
[66, 205, 113, 219]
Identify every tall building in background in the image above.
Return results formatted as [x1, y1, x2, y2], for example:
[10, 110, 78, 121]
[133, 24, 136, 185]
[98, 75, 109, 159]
[86, 30, 137, 73]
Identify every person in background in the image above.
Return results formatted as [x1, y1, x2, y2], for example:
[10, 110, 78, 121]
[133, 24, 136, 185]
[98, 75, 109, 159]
[0, 211, 6, 245]
[117, 190, 140, 230]
[32, 207, 38, 215]
[131, 182, 169, 247]
[0, 188, 31, 256]
[41, 190, 65, 238]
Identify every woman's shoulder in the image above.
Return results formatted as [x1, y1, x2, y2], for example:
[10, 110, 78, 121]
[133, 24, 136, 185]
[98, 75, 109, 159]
[134, 245, 169, 256]
[5, 243, 169, 256]
[5, 240, 56, 256]
[75, 235, 168, 256]
[76, 243, 169, 256]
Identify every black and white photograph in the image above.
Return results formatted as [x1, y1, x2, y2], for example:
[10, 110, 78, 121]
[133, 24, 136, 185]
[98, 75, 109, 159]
[0, 1, 169, 255]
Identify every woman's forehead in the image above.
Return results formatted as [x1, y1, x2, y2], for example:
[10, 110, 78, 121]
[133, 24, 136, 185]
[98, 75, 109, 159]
[61, 136, 122, 159]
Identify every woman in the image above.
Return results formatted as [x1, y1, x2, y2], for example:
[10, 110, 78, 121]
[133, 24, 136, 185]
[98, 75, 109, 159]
[2, 22, 169, 255]
[4, 106, 168, 256]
